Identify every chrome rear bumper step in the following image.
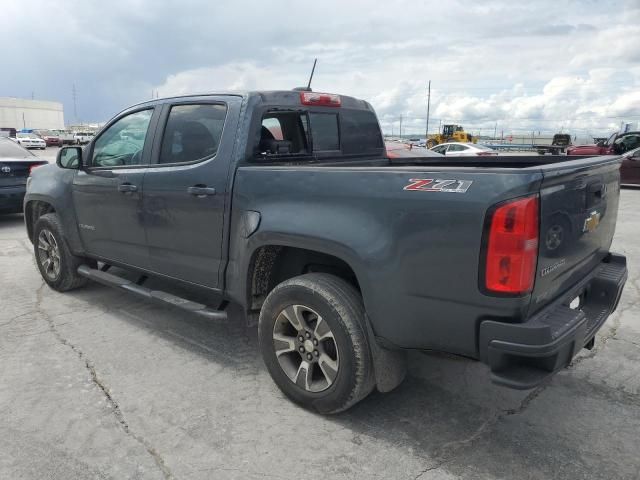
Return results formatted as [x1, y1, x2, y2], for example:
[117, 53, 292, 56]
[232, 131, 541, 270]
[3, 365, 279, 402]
[77, 265, 228, 321]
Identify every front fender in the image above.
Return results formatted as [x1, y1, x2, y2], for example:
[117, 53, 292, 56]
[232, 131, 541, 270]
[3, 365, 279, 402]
[24, 165, 83, 254]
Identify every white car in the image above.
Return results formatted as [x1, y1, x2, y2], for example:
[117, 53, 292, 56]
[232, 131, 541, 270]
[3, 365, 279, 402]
[15, 133, 46, 150]
[429, 142, 498, 157]
[74, 132, 94, 144]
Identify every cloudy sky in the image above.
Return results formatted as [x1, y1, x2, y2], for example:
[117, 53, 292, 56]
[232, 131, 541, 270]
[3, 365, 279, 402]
[2, 0, 639, 138]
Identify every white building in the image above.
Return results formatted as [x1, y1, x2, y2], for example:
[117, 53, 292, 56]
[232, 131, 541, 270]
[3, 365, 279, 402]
[0, 97, 65, 130]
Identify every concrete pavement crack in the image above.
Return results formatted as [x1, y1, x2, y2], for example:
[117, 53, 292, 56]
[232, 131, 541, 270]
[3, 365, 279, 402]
[36, 282, 175, 480]
[413, 381, 551, 480]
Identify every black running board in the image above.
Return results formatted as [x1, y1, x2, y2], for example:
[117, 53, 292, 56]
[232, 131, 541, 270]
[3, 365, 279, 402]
[77, 265, 228, 321]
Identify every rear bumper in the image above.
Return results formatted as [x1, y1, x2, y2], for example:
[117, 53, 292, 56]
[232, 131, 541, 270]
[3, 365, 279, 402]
[0, 186, 26, 212]
[479, 253, 627, 389]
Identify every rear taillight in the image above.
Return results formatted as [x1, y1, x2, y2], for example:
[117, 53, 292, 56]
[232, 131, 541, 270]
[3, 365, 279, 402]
[484, 195, 539, 295]
[29, 163, 45, 175]
[300, 92, 341, 107]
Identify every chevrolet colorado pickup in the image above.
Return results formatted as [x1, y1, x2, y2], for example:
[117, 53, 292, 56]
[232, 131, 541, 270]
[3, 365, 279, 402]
[24, 90, 628, 413]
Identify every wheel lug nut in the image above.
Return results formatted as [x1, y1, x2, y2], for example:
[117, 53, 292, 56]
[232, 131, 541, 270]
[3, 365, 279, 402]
[299, 347, 304, 353]
[305, 332, 311, 339]
[313, 339, 318, 346]
[299, 336, 305, 342]
[306, 353, 312, 361]
[314, 350, 319, 356]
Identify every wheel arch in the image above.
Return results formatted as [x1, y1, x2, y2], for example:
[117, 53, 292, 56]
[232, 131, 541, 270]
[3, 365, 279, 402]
[24, 199, 56, 243]
[245, 243, 364, 316]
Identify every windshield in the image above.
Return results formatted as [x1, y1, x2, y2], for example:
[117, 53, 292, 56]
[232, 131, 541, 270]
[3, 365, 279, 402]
[0, 138, 35, 158]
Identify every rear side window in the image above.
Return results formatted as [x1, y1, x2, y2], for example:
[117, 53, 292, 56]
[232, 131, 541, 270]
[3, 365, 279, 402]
[159, 104, 227, 164]
[309, 113, 339, 151]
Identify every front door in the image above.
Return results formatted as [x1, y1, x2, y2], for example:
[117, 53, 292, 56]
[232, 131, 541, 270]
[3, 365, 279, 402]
[142, 98, 239, 288]
[72, 107, 158, 268]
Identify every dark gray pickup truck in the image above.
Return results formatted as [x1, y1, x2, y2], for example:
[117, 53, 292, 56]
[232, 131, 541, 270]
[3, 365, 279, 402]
[24, 90, 627, 413]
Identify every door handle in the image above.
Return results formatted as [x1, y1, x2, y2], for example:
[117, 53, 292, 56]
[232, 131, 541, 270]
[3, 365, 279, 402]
[187, 186, 216, 197]
[118, 183, 138, 193]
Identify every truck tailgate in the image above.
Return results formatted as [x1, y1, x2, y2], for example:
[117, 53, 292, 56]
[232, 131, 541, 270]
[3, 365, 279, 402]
[530, 155, 622, 313]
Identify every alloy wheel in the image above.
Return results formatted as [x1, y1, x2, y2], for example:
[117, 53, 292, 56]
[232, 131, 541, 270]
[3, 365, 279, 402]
[272, 304, 340, 393]
[37, 229, 61, 280]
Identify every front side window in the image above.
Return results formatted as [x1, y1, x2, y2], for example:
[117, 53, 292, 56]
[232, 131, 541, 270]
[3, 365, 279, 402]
[159, 103, 227, 164]
[92, 109, 153, 167]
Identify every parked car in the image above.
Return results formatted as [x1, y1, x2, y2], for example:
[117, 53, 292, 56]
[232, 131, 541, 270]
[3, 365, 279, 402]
[74, 132, 94, 144]
[0, 138, 47, 214]
[25, 90, 627, 413]
[430, 142, 498, 156]
[620, 147, 640, 186]
[15, 133, 46, 150]
[40, 131, 63, 147]
[385, 141, 443, 158]
[56, 130, 76, 145]
[567, 131, 640, 156]
[0, 127, 17, 138]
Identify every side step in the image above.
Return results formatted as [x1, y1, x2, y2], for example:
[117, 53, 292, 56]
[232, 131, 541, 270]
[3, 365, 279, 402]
[77, 265, 228, 321]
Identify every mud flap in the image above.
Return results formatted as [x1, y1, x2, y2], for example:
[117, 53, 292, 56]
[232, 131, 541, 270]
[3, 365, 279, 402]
[364, 315, 408, 392]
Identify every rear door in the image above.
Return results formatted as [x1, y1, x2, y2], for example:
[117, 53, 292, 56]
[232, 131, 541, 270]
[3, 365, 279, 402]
[530, 157, 622, 312]
[142, 96, 241, 289]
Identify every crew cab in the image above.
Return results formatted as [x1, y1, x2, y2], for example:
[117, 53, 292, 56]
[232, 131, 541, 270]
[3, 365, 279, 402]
[24, 90, 627, 413]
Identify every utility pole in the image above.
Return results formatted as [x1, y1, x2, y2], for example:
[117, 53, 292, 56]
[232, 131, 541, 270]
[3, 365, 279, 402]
[72, 84, 78, 123]
[22, 112, 26, 129]
[493, 122, 497, 140]
[425, 80, 431, 141]
[399, 115, 403, 139]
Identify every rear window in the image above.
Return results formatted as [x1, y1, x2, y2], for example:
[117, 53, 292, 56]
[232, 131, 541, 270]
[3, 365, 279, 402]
[309, 113, 339, 151]
[256, 107, 383, 160]
[0, 138, 34, 158]
[339, 110, 383, 154]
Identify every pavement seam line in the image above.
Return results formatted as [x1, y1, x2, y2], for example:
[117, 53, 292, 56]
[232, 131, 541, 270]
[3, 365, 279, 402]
[36, 282, 175, 480]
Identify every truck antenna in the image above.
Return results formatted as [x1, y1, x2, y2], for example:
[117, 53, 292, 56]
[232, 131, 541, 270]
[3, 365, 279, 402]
[306, 58, 317, 90]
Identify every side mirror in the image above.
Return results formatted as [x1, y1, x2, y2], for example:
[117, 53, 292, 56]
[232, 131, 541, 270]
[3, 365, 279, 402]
[57, 146, 83, 169]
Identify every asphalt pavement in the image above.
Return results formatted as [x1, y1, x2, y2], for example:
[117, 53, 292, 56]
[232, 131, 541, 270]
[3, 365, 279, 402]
[1, 148, 639, 479]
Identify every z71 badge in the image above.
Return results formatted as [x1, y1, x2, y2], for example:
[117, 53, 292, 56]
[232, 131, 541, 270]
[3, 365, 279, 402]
[404, 178, 473, 193]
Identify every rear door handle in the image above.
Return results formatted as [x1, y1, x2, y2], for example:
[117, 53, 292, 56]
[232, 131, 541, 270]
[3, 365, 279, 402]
[187, 186, 216, 197]
[118, 183, 138, 193]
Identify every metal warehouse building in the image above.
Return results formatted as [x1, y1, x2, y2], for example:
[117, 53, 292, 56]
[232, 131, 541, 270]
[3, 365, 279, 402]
[0, 97, 65, 130]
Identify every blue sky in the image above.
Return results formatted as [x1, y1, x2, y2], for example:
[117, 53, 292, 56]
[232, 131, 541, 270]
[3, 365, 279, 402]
[2, 0, 638, 137]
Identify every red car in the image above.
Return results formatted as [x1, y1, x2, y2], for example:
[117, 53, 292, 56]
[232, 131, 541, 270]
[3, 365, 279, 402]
[567, 131, 640, 156]
[620, 147, 640, 186]
[41, 132, 63, 147]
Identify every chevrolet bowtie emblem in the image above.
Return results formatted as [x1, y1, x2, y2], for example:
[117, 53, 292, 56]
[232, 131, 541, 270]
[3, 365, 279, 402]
[583, 211, 601, 233]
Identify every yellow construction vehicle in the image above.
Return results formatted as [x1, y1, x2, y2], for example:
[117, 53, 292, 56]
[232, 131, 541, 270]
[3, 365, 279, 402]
[426, 124, 477, 148]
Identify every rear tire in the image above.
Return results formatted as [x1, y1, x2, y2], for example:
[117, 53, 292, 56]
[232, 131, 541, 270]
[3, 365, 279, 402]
[258, 273, 374, 414]
[33, 213, 91, 292]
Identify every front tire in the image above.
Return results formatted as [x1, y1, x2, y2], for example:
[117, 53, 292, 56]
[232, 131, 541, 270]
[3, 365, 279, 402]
[33, 213, 91, 292]
[258, 273, 374, 414]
